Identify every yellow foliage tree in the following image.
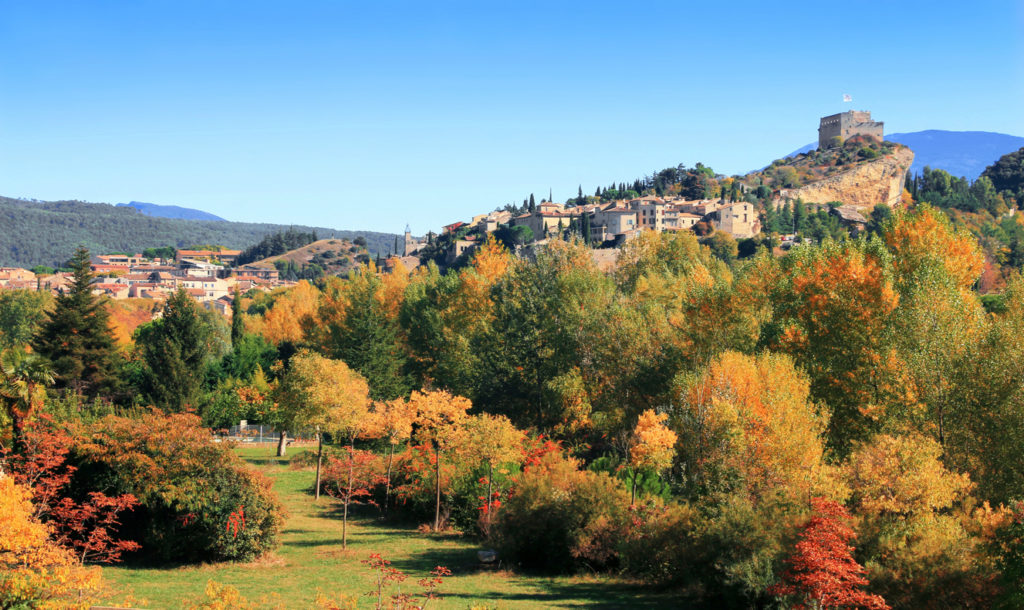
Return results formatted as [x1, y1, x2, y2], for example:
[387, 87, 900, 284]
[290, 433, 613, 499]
[463, 413, 525, 525]
[364, 397, 417, 514]
[682, 351, 841, 505]
[273, 350, 370, 497]
[882, 203, 985, 289]
[845, 433, 987, 605]
[0, 476, 101, 610]
[409, 389, 471, 530]
[628, 409, 677, 505]
[251, 281, 320, 345]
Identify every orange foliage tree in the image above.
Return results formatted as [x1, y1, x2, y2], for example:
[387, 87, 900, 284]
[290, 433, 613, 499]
[408, 390, 471, 531]
[769, 497, 889, 610]
[771, 241, 902, 453]
[882, 203, 984, 290]
[627, 409, 677, 505]
[0, 476, 102, 609]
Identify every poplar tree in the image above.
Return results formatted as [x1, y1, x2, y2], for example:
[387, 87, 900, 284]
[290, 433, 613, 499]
[31, 246, 120, 399]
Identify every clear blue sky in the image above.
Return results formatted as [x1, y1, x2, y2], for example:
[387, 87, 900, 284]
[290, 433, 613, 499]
[1, 1, 1021, 234]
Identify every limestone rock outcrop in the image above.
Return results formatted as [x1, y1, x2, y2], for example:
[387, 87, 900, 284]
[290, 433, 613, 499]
[777, 146, 914, 211]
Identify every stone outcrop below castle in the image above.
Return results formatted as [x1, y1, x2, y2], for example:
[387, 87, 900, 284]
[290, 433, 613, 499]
[777, 146, 914, 211]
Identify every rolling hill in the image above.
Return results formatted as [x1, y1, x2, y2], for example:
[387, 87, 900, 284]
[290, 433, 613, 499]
[0, 196, 398, 268]
[116, 201, 226, 221]
[780, 130, 1024, 180]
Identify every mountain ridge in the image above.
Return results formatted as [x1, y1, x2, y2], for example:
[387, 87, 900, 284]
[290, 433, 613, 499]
[0, 196, 398, 268]
[779, 130, 1024, 180]
[117, 201, 226, 221]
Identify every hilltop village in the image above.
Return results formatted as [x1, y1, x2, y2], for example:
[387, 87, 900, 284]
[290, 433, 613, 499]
[406, 110, 908, 267]
[0, 111, 912, 314]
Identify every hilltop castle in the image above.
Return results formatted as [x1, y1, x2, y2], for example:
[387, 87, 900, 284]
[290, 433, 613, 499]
[818, 110, 883, 149]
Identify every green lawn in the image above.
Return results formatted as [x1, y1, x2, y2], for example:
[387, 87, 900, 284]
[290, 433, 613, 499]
[100, 446, 674, 608]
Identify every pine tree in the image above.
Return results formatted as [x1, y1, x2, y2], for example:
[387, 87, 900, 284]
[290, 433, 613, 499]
[136, 288, 210, 412]
[31, 246, 120, 399]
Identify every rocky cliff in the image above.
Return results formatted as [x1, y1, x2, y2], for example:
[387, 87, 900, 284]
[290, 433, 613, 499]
[777, 146, 914, 210]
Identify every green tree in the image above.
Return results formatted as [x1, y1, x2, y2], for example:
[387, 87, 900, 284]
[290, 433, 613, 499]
[0, 290, 49, 350]
[31, 246, 120, 399]
[136, 288, 227, 411]
[321, 271, 411, 401]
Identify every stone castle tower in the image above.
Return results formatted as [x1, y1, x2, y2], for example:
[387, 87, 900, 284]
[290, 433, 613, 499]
[818, 110, 884, 149]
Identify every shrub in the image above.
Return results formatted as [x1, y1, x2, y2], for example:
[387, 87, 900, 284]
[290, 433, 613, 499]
[489, 451, 629, 572]
[619, 501, 699, 584]
[70, 411, 283, 563]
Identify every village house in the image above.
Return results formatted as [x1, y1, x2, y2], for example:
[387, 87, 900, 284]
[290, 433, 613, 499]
[713, 201, 760, 238]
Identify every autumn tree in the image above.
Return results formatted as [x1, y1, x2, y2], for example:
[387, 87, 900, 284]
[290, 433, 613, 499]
[769, 497, 889, 610]
[273, 350, 370, 493]
[678, 351, 839, 503]
[0, 476, 102, 609]
[365, 397, 416, 515]
[628, 409, 677, 505]
[881, 203, 984, 290]
[845, 434, 989, 606]
[323, 449, 381, 549]
[768, 240, 901, 453]
[462, 413, 525, 528]
[409, 390, 471, 531]
[31, 246, 121, 399]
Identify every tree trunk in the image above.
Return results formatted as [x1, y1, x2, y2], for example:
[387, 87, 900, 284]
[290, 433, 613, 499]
[384, 442, 395, 517]
[631, 470, 638, 506]
[434, 448, 442, 531]
[314, 428, 323, 501]
[343, 446, 354, 549]
[486, 461, 494, 527]
[277, 430, 287, 457]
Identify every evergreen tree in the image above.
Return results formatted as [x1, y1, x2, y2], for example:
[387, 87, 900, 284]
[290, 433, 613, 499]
[231, 292, 244, 348]
[136, 288, 211, 412]
[578, 185, 583, 200]
[529, 193, 536, 213]
[326, 274, 411, 401]
[581, 212, 591, 244]
[31, 246, 120, 399]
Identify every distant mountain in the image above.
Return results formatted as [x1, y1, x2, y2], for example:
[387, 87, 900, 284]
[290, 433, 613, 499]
[0, 196, 398, 268]
[117, 201, 226, 221]
[780, 130, 1024, 180]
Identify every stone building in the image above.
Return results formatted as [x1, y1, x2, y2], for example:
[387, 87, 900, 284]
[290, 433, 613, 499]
[818, 110, 883, 149]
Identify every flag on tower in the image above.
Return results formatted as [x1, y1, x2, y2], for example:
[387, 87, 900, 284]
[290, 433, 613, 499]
[842, 94, 852, 102]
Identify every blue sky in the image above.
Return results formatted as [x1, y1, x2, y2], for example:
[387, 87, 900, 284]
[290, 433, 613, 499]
[1, 1, 1021, 234]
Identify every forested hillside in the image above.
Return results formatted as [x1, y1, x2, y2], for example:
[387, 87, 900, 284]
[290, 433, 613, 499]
[0, 196, 397, 267]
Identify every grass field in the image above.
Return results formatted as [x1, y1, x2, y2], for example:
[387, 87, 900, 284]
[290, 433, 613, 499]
[100, 446, 673, 609]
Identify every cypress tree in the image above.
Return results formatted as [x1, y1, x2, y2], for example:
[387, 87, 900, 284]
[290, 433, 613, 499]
[231, 292, 244, 348]
[32, 246, 120, 399]
[529, 193, 536, 213]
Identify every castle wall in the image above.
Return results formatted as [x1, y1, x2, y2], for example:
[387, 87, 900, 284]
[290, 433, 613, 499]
[818, 111, 884, 149]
